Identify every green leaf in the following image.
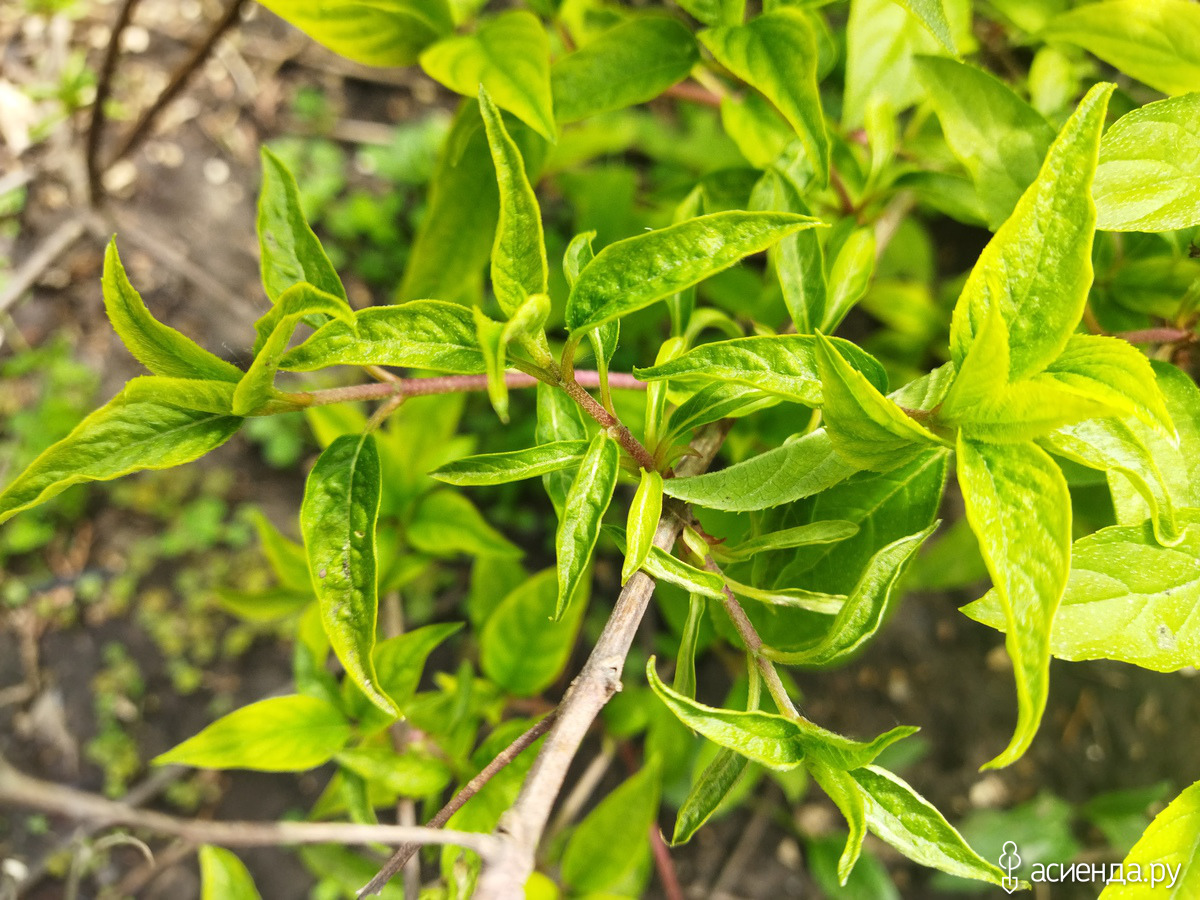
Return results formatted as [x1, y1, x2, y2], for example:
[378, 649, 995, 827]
[345, 622, 463, 728]
[279, 302, 485, 374]
[815, 333, 943, 471]
[665, 428, 859, 512]
[481, 569, 588, 696]
[257, 147, 347, 311]
[766, 526, 935, 666]
[822, 227, 877, 332]
[556, 431, 619, 616]
[154, 695, 351, 771]
[622, 469, 664, 585]
[0, 385, 241, 524]
[666, 383, 778, 441]
[249, 509, 310, 593]
[301, 434, 398, 719]
[1095, 92, 1200, 232]
[673, 591, 707, 700]
[962, 513, 1200, 673]
[473, 309, 510, 423]
[408, 489, 522, 558]
[672, 747, 748, 846]
[635, 334, 888, 407]
[478, 88, 548, 316]
[647, 660, 916, 771]
[552, 17, 698, 123]
[758, 169, 825, 332]
[1043, 335, 1172, 431]
[913, 56, 1055, 228]
[563, 231, 595, 286]
[537, 382, 588, 514]
[430, 441, 588, 485]
[674, 0, 744, 27]
[956, 437, 1070, 769]
[809, 762, 868, 885]
[1043, 0, 1200, 96]
[336, 747, 452, 797]
[199, 846, 261, 900]
[699, 11, 830, 181]
[950, 83, 1113, 379]
[719, 521, 859, 563]
[420, 11, 556, 141]
[644, 546, 727, 600]
[889, 0, 956, 53]
[850, 766, 1008, 886]
[1097, 779, 1200, 898]
[236, 284, 355, 417]
[565, 211, 823, 334]
[561, 760, 661, 895]
[255, 0, 451, 67]
[102, 241, 242, 382]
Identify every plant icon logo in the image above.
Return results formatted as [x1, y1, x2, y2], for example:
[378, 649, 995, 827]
[999, 841, 1021, 894]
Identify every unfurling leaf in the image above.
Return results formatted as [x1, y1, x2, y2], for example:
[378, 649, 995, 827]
[565, 211, 823, 334]
[154, 695, 351, 771]
[431, 441, 588, 486]
[957, 437, 1070, 769]
[622, 469, 664, 584]
[556, 431, 619, 616]
[301, 434, 398, 718]
[102, 240, 242, 382]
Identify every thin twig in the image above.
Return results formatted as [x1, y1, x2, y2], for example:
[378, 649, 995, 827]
[0, 216, 88, 316]
[105, 0, 248, 170]
[358, 711, 559, 897]
[557, 375, 658, 472]
[86, 0, 142, 204]
[474, 421, 732, 898]
[649, 823, 685, 900]
[0, 759, 497, 856]
[1117, 326, 1194, 345]
[662, 81, 723, 108]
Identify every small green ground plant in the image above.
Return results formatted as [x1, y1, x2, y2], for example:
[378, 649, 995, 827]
[4, 0, 1200, 896]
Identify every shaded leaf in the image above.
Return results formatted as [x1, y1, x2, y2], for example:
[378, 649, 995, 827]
[556, 431, 619, 615]
[430, 441, 588, 485]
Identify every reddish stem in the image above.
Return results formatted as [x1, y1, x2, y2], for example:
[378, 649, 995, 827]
[1117, 327, 1194, 345]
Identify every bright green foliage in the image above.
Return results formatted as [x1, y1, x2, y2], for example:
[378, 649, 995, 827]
[889, 0, 956, 53]
[672, 748, 748, 845]
[345, 623, 463, 729]
[1095, 93, 1200, 233]
[555, 431, 618, 616]
[1043, 0, 1200, 96]
[1098, 779, 1200, 898]
[699, 11, 829, 181]
[809, 762, 868, 884]
[957, 438, 1070, 769]
[155, 695, 351, 771]
[102, 241, 241, 382]
[420, 11, 556, 140]
[481, 569, 588, 696]
[565, 211, 821, 334]
[716, 521, 858, 563]
[257, 0, 452, 66]
[430, 441, 587, 485]
[823, 228, 876, 332]
[552, 18, 698, 123]
[301, 434, 398, 718]
[336, 747, 452, 797]
[622, 468, 663, 584]
[199, 846, 262, 900]
[408, 489, 522, 558]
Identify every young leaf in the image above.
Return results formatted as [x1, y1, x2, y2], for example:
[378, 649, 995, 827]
[561, 760, 661, 895]
[913, 56, 1055, 228]
[556, 431, 619, 616]
[956, 437, 1070, 769]
[665, 428, 859, 512]
[822, 228, 877, 332]
[889, 0, 956, 53]
[335, 747, 452, 797]
[537, 382, 589, 514]
[758, 169, 826, 332]
[1095, 93, 1200, 232]
[430, 441, 588, 486]
[199, 846, 261, 900]
[647, 661, 916, 771]
[154, 695, 351, 771]
[473, 309, 510, 423]
[635, 333, 888, 407]
[815, 333, 943, 472]
[644, 547, 727, 600]
[962, 513, 1200, 673]
[420, 10, 556, 141]
[808, 761, 868, 885]
[1043, 0, 1200, 96]
[1042, 334, 1172, 431]
[279, 302, 485, 374]
[301, 434, 399, 719]
[674, 591, 707, 699]
[478, 88, 548, 316]
[622, 469, 664, 585]
[850, 766, 1009, 886]
[255, 0, 451, 67]
[563, 231, 595, 286]
[718, 521, 858, 564]
[344, 622, 464, 729]
[1097, 778, 1200, 899]
[552, 17, 699, 123]
[249, 509, 311, 593]
[102, 241, 242, 382]
[765, 525, 935, 666]
[408, 489, 522, 559]
[257, 147, 347, 308]
[0, 386, 241, 524]
[699, 11, 830, 181]
[481, 569, 589, 697]
[949, 83, 1113, 380]
[672, 747, 749, 846]
[565, 211, 823, 334]
[675, 0, 744, 27]
[666, 382, 778, 441]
